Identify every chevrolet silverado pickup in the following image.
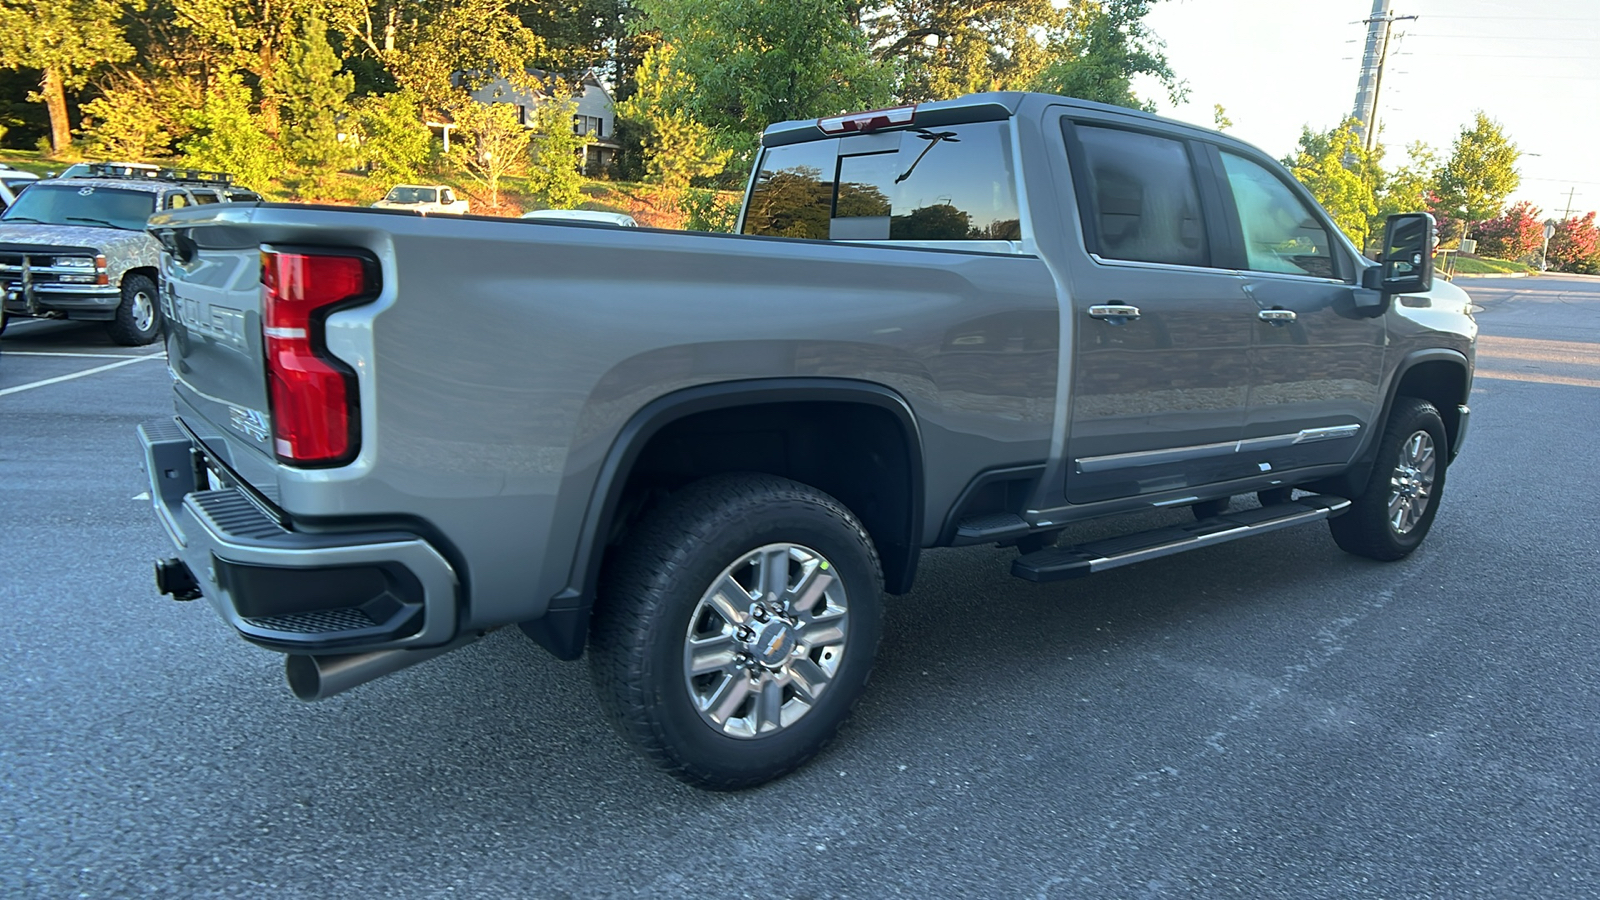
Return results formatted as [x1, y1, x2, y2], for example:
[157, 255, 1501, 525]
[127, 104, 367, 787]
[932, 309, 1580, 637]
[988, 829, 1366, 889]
[139, 92, 1474, 789]
[0, 167, 257, 344]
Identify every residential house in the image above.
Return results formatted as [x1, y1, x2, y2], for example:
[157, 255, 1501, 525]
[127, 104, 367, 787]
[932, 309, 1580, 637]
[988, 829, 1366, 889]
[466, 68, 621, 175]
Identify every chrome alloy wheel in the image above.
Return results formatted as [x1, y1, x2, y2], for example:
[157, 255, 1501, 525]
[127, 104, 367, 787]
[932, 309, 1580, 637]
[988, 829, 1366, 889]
[682, 543, 849, 739]
[130, 289, 156, 333]
[1388, 430, 1437, 536]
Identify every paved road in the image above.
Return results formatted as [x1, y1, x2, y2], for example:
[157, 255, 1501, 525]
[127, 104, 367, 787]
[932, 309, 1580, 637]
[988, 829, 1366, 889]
[3, 276, 1598, 898]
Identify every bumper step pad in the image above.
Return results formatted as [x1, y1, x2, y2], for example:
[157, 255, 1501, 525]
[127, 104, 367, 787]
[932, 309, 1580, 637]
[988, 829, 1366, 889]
[1012, 495, 1351, 583]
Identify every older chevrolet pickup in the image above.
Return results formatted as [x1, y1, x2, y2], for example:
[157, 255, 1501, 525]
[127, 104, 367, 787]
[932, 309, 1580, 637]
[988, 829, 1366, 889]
[139, 92, 1474, 788]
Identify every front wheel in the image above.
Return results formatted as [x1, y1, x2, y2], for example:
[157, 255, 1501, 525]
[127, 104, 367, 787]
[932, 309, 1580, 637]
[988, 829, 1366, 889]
[1329, 398, 1448, 560]
[588, 474, 884, 790]
[106, 274, 162, 346]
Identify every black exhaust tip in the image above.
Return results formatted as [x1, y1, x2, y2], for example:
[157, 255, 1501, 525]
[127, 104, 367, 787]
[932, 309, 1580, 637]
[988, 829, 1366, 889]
[154, 557, 202, 601]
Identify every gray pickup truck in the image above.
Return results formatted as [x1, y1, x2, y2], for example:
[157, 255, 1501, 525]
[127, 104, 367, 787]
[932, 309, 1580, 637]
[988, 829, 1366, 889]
[139, 92, 1474, 789]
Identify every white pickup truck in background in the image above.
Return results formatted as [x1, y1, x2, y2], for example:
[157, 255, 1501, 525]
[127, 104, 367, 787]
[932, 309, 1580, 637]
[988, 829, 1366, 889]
[370, 184, 469, 215]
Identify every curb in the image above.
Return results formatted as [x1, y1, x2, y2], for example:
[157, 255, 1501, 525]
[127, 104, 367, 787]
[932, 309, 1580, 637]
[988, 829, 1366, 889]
[1450, 271, 1533, 279]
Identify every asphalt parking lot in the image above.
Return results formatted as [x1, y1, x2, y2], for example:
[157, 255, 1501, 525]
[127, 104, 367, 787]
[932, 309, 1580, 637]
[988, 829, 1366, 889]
[3, 275, 1598, 898]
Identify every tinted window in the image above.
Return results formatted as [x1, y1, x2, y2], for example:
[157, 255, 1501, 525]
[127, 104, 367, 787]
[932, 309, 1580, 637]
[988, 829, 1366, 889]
[191, 191, 221, 205]
[0, 184, 156, 230]
[1071, 124, 1209, 267]
[167, 193, 190, 209]
[743, 121, 1021, 242]
[1219, 152, 1338, 279]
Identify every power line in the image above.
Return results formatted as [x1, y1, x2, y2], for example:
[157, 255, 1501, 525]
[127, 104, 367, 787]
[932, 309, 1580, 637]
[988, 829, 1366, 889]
[1404, 34, 1600, 41]
[1422, 15, 1600, 22]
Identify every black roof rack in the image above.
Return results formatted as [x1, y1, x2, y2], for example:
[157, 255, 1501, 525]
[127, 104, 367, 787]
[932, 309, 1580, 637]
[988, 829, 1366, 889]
[80, 163, 233, 186]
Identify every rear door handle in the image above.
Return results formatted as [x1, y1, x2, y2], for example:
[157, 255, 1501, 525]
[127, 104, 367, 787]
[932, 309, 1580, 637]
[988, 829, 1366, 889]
[1257, 308, 1297, 325]
[1088, 304, 1142, 321]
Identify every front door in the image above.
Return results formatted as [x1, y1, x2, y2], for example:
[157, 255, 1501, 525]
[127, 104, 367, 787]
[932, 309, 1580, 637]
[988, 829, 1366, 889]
[1213, 150, 1385, 475]
[1061, 122, 1257, 505]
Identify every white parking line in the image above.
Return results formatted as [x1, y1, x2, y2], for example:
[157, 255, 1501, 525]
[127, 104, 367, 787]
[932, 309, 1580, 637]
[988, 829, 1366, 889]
[6, 351, 156, 360]
[0, 354, 164, 397]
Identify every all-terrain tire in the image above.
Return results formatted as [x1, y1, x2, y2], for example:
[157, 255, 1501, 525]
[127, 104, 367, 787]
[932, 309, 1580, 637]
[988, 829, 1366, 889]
[1329, 398, 1448, 561]
[106, 274, 162, 346]
[588, 473, 884, 790]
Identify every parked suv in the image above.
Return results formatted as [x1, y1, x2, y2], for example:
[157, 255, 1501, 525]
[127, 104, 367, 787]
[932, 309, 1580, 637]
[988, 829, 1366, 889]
[0, 166, 256, 344]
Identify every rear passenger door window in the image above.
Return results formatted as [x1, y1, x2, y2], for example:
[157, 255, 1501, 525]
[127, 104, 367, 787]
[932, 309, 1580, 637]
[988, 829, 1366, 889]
[1218, 152, 1339, 279]
[1069, 124, 1209, 267]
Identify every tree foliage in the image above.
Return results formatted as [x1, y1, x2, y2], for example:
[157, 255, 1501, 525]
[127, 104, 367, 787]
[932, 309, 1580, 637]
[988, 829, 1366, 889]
[1286, 118, 1380, 248]
[862, 0, 1063, 102]
[385, 0, 551, 115]
[1547, 212, 1600, 275]
[274, 15, 356, 169]
[0, 0, 142, 153]
[178, 72, 283, 188]
[615, 42, 729, 193]
[449, 99, 533, 207]
[633, 0, 891, 172]
[1434, 111, 1520, 236]
[80, 84, 169, 159]
[525, 97, 593, 209]
[354, 89, 432, 183]
[1031, 0, 1184, 110]
[1473, 200, 1544, 261]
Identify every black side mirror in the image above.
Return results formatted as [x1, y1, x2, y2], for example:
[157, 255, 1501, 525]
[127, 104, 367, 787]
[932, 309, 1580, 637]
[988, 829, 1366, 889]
[1376, 212, 1435, 295]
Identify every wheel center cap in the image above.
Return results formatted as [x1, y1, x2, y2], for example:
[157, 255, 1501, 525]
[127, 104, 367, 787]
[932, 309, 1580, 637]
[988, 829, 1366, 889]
[751, 621, 796, 666]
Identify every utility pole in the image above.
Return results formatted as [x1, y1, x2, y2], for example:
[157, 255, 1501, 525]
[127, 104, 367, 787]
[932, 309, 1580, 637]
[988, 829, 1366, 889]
[1351, 0, 1417, 152]
[1562, 187, 1578, 220]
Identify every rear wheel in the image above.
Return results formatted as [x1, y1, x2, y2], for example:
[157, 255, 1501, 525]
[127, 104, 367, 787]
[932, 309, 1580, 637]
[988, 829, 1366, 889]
[106, 274, 161, 346]
[1329, 398, 1447, 560]
[588, 474, 884, 790]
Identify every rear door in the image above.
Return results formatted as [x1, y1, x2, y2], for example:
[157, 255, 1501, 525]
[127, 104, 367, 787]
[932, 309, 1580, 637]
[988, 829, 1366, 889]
[1208, 148, 1385, 474]
[1057, 117, 1256, 505]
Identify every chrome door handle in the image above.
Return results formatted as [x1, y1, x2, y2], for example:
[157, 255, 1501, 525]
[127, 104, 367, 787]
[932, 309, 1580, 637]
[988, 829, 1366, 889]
[1088, 304, 1142, 321]
[1257, 308, 1297, 325]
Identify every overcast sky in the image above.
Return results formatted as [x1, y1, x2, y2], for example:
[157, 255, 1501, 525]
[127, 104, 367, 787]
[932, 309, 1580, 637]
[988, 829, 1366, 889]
[1131, 0, 1600, 219]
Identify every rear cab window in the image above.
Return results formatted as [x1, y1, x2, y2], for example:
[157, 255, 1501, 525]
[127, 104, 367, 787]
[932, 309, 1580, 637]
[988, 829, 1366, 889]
[741, 120, 1021, 245]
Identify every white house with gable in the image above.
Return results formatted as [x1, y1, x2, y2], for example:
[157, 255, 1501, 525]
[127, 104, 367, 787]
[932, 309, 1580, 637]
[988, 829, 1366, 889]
[465, 68, 621, 175]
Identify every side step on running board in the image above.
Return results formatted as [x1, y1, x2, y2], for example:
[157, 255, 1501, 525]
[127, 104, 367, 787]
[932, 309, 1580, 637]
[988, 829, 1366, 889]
[1012, 495, 1351, 583]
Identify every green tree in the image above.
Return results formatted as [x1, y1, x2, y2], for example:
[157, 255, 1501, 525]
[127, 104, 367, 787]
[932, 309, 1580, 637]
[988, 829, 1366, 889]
[1433, 111, 1520, 240]
[0, 0, 141, 154]
[862, 0, 1064, 102]
[79, 85, 170, 158]
[166, 0, 332, 134]
[525, 98, 594, 209]
[450, 99, 533, 208]
[1031, 0, 1184, 111]
[634, 0, 891, 174]
[1286, 117, 1381, 248]
[385, 0, 550, 115]
[354, 89, 432, 183]
[178, 72, 283, 189]
[1212, 103, 1231, 132]
[615, 42, 730, 193]
[274, 15, 356, 170]
[1377, 141, 1436, 221]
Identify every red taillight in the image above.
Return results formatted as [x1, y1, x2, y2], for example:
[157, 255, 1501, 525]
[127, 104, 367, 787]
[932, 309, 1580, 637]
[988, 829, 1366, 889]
[817, 105, 916, 135]
[261, 250, 373, 465]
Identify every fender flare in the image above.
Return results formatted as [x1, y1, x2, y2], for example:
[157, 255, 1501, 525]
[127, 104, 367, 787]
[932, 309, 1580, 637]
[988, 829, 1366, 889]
[522, 378, 925, 660]
[1314, 347, 1472, 497]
